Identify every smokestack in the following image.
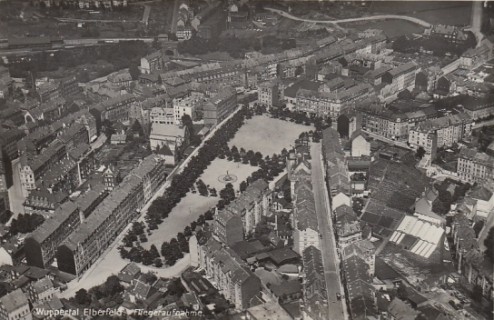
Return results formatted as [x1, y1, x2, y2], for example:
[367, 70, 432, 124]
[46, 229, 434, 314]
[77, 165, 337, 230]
[471, 1, 482, 35]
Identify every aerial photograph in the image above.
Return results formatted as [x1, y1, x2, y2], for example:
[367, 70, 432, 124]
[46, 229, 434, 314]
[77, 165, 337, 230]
[0, 0, 493, 319]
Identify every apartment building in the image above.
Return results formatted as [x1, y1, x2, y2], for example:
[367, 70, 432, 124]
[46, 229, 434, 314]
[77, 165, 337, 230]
[19, 140, 67, 196]
[27, 278, 58, 304]
[301, 246, 329, 320]
[56, 155, 167, 276]
[462, 101, 494, 120]
[19, 123, 91, 196]
[173, 91, 207, 124]
[140, 50, 169, 75]
[257, 80, 280, 109]
[296, 83, 374, 119]
[24, 186, 107, 269]
[0, 289, 31, 320]
[90, 94, 137, 123]
[292, 180, 320, 254]
[457, 148, 494, 183]
[197, 237, 262, 310]
[409, 113, 472, 149]
[203, 87, 237, 126]
[379, 62, 419, 101]
[335, 205, 362, 248]
[214, 179, 271, 246]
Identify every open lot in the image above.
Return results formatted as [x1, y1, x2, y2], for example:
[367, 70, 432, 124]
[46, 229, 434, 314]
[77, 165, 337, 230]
[228, 115, 311, 156]
[198, 158, 258, 192]
[143, 193, 219, 250]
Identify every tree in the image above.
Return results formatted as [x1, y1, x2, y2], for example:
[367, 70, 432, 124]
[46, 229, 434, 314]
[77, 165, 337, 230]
[184, 226, 192, 237]
[141, 272, 157, 284]
[167, 278, 185, 297]
[219, 183, 236, 203]
[396, 284, 408, 300]
[9, 213, 45, 236]
[472, 284, 484, 302]
[149, 244, 160, 260]
[104, 276, 123, 296]
[182, 114, 200, 146]
[484, 227, 494, 263]
[75, 289, 91, 305]
[129, 63, 140, 81]
[154, 258, 163, 267]
[415, 146, 426, 159]
[239, 181, 247, 193]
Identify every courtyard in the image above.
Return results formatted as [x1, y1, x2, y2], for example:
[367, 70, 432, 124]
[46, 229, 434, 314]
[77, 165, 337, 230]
[198, 158, 258, 192]
[228, 115, 311, 156]
[143, 193, 219, 250]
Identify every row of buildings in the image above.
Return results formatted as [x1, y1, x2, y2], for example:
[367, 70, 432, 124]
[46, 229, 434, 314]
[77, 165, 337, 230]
[189, 179, 274, 310]
[23, 155, 168, 276]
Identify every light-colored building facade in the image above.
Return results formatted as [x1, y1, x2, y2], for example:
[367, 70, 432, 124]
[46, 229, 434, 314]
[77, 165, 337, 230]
[257, 80, 280, 109]
[196, 237, 262, 310]
[457, 148, 494, 183]
[408, 113, 472, 149]
[56, 155, 168, 277]
[0, 289, 32, 320]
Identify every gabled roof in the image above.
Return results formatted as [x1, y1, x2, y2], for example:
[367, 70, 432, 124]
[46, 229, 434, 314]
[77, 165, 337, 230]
[0, 289, 28, 313]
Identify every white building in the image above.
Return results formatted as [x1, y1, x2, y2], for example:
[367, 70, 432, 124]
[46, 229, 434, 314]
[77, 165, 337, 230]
[351, 133, 371, 157]
[172, 91, 207, 124]
[149, 123, 187, 155]
[149, 107, 175, 125]
[0, 289, 32, 320]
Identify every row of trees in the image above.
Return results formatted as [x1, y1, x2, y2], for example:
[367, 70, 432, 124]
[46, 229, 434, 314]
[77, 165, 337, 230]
[9, 41, 151, 79]
[432, 180, 471, 215]
[144, 106, 250, 227]
[392, 34, 476, 57]
[9, 213, 45, 237]
[120, 108, 251, 266]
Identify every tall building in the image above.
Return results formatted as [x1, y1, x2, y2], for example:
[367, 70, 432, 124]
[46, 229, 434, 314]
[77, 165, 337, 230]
[471, 1, 483, 35]
[257, 80, 280, 109]
[24, 186, 107, 269]
[408, 113, 472, 149]
[196, 237, 262, 310]
[203, 87, 237, 126]
[214, 179, 271, 245]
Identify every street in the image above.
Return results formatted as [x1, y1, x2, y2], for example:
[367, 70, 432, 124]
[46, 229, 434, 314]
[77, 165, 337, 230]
[310, 143, 348, 320]
[264, 7, 431, 27]
[58, 106, 242, 296]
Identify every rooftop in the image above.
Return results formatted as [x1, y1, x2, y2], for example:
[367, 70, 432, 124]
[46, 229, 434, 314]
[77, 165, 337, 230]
[0, 289, 28, 313]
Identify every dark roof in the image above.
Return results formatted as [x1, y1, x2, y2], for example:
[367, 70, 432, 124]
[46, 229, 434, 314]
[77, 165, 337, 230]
[264, 247, 299, 265]
[270, 280, 302, 297]
[375, 258, 401, 281]
[0, 289, 28, 313]
[284, 80, 322, 98]
[231, 240, 267, 260]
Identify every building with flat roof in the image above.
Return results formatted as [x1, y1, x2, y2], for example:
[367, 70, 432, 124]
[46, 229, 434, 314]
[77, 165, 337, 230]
[203, 87, 237, 126]
[149, 123, 189, 158]
[257, 80, 281, 109]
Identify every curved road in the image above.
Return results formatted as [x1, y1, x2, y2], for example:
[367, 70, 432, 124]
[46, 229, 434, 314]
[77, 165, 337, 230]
[265, 7, 431, 28]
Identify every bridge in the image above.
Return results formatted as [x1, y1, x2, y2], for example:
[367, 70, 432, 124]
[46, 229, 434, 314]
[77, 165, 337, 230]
[265, 7, 432, 28]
